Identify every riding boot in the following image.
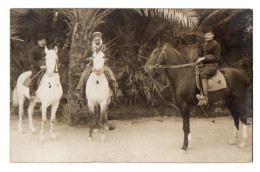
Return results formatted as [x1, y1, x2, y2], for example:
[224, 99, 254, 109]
[201, 79, 208, 105]
[111, 81, 122, 98]
[28, 69, 39, 101]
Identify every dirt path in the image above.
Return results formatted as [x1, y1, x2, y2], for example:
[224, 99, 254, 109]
[10, 115, 252, 162]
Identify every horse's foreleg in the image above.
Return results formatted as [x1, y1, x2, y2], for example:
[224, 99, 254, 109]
[50, 102, 59, 141]
[18, 95, 25, 133]
[39, 104, 48, 142]
[88, 116, 94, 142]
[88, 103, 95, 141]
[180, 104, 191, 152]
[28, 101, 37, 133]
[100, 104, 107, 143]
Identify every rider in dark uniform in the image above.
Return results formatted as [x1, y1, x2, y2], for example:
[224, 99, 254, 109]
[28, 33, 47, 101]
[196, 26, 221, 105]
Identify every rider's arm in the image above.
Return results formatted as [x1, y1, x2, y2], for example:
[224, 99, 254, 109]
[203, 42, 221, 63]
[29, 48, 38, 67]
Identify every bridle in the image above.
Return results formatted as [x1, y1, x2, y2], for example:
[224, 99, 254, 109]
[155, 45, 167, 68]
[154, 45, 198, 69]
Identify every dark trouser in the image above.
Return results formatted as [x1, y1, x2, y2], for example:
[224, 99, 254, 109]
[200, 64, 217, 79]
[29, 67, 43, 96]
[77, 65, 118, 90]
[199, 64, 218, 98]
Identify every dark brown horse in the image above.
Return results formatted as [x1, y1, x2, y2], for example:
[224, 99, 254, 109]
[144, 44, 249, 152]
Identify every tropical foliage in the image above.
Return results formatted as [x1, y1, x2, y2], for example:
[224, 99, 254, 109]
[10, 9, 253, 123]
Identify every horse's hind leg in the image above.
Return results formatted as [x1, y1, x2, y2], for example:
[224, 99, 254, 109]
[227, 97, 248, 148]
[239, 114, 248, 148]
[18, 95, 25, 133]
[229, 114, 239, 145]
[39, 103, 48, 142]
[88, 102, 95, 141]
[50, 102, 59, 141]
[28, 101, 37, 133]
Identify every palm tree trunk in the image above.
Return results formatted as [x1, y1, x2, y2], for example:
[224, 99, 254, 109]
[63, 22, 91, 125]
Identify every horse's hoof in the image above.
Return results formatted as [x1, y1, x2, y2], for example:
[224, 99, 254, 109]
[39, 135, 45, 142]
[30, 128, 36, 134]
[101, 134, 105, 143]
[105, 126, 109, 131]
[18, 128, 24, 134]
[93, 129, 99, 134]
[238, 140, 247, 149]
[88, 137, 93, 142]
[180, 149, 187, 154]
[229, 137, 238, 145]
[51, 134, 57, 141]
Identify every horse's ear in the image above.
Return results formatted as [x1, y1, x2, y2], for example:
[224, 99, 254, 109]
[44, 46, 49, 53]
[54, 46, 58, 53]
[157, 40, 161, 47]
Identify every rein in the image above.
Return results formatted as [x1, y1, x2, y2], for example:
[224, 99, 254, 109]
[29, 69, 44, 82]
[155, 62, 198, 69]
[154, 45, 198, 69]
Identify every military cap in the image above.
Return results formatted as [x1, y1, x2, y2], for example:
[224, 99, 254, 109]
[37, 33, 46, 41]
[93, 32, 102, 39]
[202, 26, 214, 34]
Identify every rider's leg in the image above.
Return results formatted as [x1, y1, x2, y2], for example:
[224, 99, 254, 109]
[76, 66, 93, 90]
[199, 65, 217, 105]
[104, 66, 119, 96]
[201, 78, 208, 97]
[29, 68, 39, 99]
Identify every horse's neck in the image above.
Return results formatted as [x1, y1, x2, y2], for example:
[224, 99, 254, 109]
[42, 72, 60, 82]
[165, 48, 187, 65]
[90, 72, 106, 81]
[165, 49, 195, 89]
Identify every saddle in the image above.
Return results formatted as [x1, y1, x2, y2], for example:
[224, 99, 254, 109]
[23, 70, 45, 88]
[196, 66, 227, 92]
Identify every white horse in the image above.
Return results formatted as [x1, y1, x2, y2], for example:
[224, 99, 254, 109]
[12, 46, 63, 141]
[86, 50, 112, 143]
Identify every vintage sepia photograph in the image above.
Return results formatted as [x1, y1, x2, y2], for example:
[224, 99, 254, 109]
[10, 8, 253, 162]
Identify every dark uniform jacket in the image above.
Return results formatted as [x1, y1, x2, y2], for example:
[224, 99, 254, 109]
[199, 39, 221, 79]
[29, 46, 46, 69]
[202, 39, 221, 65]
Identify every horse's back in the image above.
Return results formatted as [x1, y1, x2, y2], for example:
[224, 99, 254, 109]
[17, 71, 32, 90]
[220, 67, 249, 86]
[220, 67, 249, 98]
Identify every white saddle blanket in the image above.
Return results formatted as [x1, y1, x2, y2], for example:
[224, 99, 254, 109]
[208, 70, 227, 92]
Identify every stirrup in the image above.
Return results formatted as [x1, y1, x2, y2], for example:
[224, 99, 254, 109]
[75, 89, 81, 97]
[114, 88, 122, 97]
[196, 94, 208, 106]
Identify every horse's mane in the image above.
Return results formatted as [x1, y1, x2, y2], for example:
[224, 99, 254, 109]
[162, 43, 189, 63]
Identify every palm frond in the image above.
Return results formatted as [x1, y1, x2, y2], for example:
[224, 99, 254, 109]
[138, 9, 199, 28]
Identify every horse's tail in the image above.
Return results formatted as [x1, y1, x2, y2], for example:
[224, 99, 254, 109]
[12, 84, 19, 107]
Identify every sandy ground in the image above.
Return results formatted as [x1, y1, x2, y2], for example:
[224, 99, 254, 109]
[10, 115, 252, 163]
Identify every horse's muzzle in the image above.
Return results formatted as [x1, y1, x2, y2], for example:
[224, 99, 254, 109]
[144, 65, 155, 76]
